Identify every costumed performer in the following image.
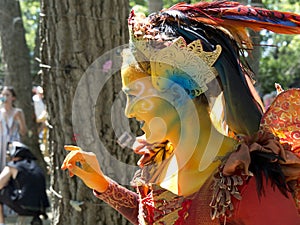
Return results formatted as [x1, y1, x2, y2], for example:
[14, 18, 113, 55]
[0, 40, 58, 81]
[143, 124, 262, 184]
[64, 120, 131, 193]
[62, 1, 300, 224]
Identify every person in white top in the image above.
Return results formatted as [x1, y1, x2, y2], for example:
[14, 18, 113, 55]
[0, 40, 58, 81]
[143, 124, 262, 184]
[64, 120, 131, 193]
[32, 86, 47, 124]
[0, 86, 27, 225]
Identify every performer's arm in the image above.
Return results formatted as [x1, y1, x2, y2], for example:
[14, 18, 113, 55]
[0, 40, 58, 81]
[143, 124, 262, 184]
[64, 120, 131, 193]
[94, 179, 139, 225]
[61, 145, 139, 224]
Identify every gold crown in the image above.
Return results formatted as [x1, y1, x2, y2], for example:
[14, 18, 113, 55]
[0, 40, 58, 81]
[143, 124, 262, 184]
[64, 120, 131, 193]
[127, 13, 222, 97]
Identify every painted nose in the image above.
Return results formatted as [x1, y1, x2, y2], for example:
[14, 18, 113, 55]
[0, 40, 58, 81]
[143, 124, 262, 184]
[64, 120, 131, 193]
[124, 101, 134, 118]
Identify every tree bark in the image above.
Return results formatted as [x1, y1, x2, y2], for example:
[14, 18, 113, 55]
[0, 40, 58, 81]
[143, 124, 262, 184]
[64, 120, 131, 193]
[40, 0, 139, 224]
[0, 0, 44, 170]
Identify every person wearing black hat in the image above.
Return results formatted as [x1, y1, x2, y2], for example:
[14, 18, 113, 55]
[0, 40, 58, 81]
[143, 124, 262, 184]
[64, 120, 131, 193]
[0, 141, 49, 225]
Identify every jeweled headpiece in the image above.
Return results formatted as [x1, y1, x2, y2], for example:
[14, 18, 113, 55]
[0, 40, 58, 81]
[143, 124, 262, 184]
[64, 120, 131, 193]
[127, 11, 222, 98]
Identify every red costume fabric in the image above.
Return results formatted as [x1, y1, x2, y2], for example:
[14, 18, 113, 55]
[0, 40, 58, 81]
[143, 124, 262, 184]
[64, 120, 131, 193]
[94, 89, 300, 224]
[94, 175, 299, 224]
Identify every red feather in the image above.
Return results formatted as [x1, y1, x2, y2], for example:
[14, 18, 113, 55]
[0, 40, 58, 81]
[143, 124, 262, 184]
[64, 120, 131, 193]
[167, 1, 300, 48]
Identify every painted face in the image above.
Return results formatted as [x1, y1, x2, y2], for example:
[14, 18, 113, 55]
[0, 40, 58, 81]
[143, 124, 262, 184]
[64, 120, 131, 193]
[121, 68, 181, 144]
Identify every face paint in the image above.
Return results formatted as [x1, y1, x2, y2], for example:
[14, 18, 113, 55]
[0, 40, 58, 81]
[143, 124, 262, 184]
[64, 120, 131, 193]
[121, 67, 181, 144]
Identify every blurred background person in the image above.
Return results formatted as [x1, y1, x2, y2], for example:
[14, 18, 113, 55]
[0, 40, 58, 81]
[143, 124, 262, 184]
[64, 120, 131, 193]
[32, 86, 47, 137]
[0, 141, 49, 225]
[262, 91, 277, 109]
[32, 86, 48, 155]
[0, 86, 27, 170]
[0, 86, 28, 222]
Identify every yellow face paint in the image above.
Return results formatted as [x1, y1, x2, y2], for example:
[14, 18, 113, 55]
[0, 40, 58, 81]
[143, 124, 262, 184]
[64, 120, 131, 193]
[121, 58, 235, 197]
[121, 66, 149, 87]
[121, 66, 181, 144]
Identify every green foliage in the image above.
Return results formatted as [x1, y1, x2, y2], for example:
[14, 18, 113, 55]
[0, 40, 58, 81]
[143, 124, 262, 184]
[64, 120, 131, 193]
[129, 0, 148, 14]
[260, 35, 300, 91]
[163, 0, 182, 8]
[19, 0, 40, 77]
[263, 0, 300, 8]
[259, 0, 300, 93]
[1, 0, 40, 81]
[20, 0, 40, 54]
[130, 0, 146, 6]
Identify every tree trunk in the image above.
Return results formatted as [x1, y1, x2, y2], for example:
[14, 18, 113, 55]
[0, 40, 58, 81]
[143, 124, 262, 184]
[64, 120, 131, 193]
[0, 0, 45, 170]
[33, 20, 42, 85]
[40, 0, 139, 224]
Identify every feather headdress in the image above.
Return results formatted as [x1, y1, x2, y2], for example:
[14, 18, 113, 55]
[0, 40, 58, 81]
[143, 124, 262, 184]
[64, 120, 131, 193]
[127, 1, 300, 135]
[166, 1, 300, 47]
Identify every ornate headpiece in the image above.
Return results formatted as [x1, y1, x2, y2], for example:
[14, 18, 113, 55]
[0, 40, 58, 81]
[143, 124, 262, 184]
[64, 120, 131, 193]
[127, 11, 222, 98]
[125, 1, 300, 135]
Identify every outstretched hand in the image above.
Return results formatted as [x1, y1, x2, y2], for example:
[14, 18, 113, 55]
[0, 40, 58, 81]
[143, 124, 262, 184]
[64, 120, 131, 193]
[61, 145, 109, 193]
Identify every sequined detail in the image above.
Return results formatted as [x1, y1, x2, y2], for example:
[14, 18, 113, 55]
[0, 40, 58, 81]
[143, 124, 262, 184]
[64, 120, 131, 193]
[137, 184, 192, 225]
[260, 89, 300, 154]
[260, 88, 300, 213]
